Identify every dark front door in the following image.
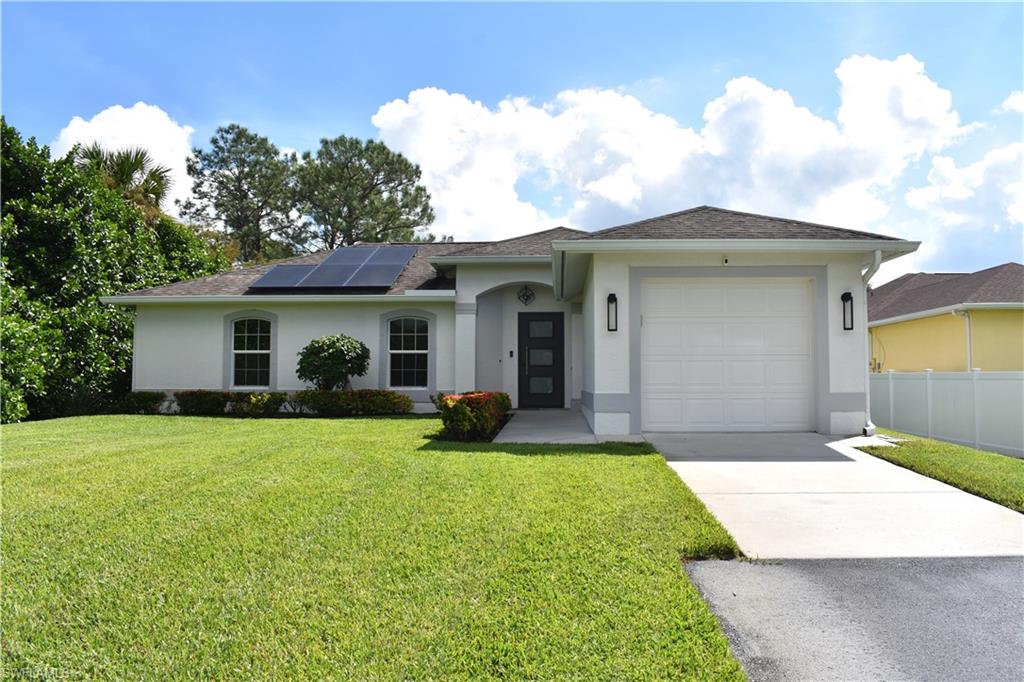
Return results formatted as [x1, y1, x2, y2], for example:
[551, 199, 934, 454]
[518, 312, 565, 408]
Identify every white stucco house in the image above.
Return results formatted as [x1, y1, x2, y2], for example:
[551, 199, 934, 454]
[103, 206, 919, 437]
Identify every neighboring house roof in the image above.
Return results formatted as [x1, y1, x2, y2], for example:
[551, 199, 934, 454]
[869, 262, 1024, 323]
[570, 206, 902, 241]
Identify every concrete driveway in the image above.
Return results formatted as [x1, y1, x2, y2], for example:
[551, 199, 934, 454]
[649, 432, 1024, 559]
[686, 557, 1024, 681]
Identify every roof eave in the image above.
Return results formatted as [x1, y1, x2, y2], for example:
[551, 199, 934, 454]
[868, 302, 1024, 327]
[100, 291, 458, 305]
[426, 255, 553, 265]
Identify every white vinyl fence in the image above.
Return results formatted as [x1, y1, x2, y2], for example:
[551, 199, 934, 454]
[870, 370, 1024, 458]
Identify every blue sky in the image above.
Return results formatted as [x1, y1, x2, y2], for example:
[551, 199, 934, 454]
[3, 2, 1022, 281]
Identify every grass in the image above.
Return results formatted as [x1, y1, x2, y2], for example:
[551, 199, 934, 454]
[1, 415, 742, 680]
[861, 429, 1024, 513]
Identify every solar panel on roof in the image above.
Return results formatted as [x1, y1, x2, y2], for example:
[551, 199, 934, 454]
[321, 247, 377, 266]
[248, 246, 416, 291]
[344, 246, 417, 287]
[249, 264, 317, 288]
[296, 264, 361, 287]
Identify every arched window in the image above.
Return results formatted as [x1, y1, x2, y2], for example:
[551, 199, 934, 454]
[232, 318, 272, 388]
[388, 317, 428, 388]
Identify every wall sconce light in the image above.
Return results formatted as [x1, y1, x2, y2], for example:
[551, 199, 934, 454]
[841, 291, 854, 331]
[607, 293, 618, 332]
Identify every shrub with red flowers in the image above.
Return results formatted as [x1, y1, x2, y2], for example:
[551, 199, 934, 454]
[431, 391, 512, 441]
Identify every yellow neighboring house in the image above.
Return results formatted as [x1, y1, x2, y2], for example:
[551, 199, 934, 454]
[868, 262, 1024, 372]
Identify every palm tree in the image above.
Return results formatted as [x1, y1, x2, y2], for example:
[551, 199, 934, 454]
[75, 143, 172, 212]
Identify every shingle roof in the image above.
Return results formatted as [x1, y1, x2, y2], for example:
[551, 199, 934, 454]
[443, 227, 585, 256]
[118, 242, 470, 297]
[573, 206, 901, 241]
[868, 262, 1024, 321]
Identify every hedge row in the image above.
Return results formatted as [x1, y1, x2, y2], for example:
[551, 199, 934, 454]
[289, 389, 412, 416]
[122, 389, 414, 418]
[432, 391, 512, 441]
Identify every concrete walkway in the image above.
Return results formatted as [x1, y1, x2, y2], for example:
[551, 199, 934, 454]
[649, 432, 1024, 559]
[493, 409, 645, 444]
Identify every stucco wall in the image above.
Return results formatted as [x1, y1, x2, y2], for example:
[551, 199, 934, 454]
[132, 301, 455, 406]
[580, 250, 872, 435]
[972, 310, 1024, 371]
[870, 313, 966, 372]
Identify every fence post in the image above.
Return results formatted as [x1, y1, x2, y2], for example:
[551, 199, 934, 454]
[924, 369, 933, 438]
[971, 368, 980, 450]
[887, 369, 895, 429]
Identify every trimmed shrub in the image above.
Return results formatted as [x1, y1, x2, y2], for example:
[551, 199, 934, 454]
[174, 390, 230, 416]
[227, 392, 287, 418]
[123, 391, 167, 414]
[291, 389, 413, 417]
[432, 391, 512, 441]
[296, 334, 371, 390]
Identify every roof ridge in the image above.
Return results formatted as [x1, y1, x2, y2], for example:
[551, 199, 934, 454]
[583, 205, 709, 237]
[578, 205, 899, 241]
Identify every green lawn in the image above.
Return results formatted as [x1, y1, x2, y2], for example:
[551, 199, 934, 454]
[1, 415, 742, 680]
[861, 429, 1024, 513]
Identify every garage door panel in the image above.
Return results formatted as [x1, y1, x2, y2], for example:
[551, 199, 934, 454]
[727, 360, 766, 388]
[643, 359, 682, 389]
[728, 398, 767, 426]
[685, 398, 725, 427]
[724, 285, 766, 315]
[642, 278, 814, 432]
[681, 285, 726, 313]
[644, 321, 684, 353]
[644, 285, 685, 314]
[644, 397, 683, 428]
[725, 323, 765, 351]
[685, 360, 724, 388]
[683, 322, 725, 350]
[767, 397, 812, 427]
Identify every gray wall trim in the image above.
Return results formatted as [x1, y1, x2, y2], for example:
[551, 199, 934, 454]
[627, 266, 830, 434]
[581, 390, 632, 412]
[223, 309, 279, 390]
[378, 309, 438, 395]
[827, 392, 866, 412]
[571, 302, 583, 314]
[455, 302, 477, 314]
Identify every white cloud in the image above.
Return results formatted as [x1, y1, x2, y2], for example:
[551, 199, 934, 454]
[51, 102, 194, 216]
[905, 143, 1023, 229]
[372, 54, 976, 242]
[1000, 90, 1024, 113]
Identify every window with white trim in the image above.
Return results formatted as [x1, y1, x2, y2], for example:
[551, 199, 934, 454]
[388, 317, 428, 388]
[233, 318, 271, 387]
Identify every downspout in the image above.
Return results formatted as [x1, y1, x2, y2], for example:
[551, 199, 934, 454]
[954, 309, 972, 370]
[861, 250, 882, 436]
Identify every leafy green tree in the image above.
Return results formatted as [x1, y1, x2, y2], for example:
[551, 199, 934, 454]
[179, 124, 302, 262]
[296, 334, 371, 390]
[297, 136, 435, 249]
[0, 118, 226, 421]
[75, 143, 172, 216]
[0, 273, 61, 423]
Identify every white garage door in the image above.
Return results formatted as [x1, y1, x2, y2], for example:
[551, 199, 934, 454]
[641, 277, 814, 432]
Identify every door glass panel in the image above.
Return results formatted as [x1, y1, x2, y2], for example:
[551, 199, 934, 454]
[529, 320, 553, 338]
[529, 377, 554, 394]
[529, 348, 554, 366]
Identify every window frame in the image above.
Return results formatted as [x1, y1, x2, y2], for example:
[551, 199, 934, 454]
[378, 309, 436, 399]
[387, 316, 430, 389]
[223, 310, 278, 391]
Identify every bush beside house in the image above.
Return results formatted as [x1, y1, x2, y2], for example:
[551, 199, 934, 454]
[432, 392, 512, 441]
